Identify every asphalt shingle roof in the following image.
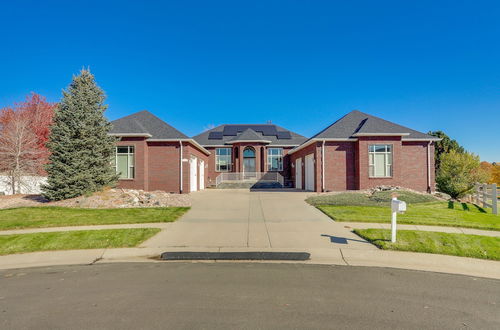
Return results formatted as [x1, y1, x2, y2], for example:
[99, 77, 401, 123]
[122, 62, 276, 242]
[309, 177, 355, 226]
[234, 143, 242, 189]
[110, 110, 189, 139]
[312, 110, 435, 140]
[193, 124, 307, 146]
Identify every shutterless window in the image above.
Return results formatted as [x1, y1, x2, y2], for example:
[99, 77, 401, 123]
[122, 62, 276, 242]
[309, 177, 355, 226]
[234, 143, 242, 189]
[267, 148, 283, 171]
[115, 146, 135, 179]
[216, 148, 232, 172]
[369, 145, 392, 177]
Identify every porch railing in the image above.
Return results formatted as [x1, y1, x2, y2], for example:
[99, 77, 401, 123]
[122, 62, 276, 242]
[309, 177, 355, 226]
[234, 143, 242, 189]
[216, 172, 284, 187]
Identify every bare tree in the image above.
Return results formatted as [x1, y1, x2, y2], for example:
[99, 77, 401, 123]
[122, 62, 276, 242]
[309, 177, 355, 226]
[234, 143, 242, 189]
[0, 111, 43, 194]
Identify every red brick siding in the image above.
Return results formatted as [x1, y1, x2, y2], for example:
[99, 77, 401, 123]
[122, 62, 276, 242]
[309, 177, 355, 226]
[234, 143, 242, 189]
[146, 141, 181, 193]
[115, 137, 148, 191]
[323, 142, 357, 191]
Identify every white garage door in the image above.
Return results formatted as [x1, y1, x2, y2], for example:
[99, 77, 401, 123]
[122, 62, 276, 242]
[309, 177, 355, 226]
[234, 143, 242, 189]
[304, 154, 315, 191]
[190, 156, 198, 192]
[199, 160, 205, 190]
[295, 158, 302, 189]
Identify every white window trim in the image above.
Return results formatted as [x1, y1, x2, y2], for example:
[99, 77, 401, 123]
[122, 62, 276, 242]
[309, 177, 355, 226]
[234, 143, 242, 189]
[267, 148, 283, 172]
[115, 146, 135, 179]
[368, 144, 393, 178]
[215, 148, 232, 172]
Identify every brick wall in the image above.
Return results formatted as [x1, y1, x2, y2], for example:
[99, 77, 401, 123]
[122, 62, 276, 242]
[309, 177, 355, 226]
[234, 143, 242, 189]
[323, 142, 357, 191]
[115, 139, 209, 193]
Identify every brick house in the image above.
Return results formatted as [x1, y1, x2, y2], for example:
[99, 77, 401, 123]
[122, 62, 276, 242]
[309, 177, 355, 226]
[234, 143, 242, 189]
[110, 110, 439, 193]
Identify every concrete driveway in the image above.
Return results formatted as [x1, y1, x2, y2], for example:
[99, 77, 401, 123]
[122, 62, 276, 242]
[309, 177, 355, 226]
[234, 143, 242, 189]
[143, 189, 375, 251]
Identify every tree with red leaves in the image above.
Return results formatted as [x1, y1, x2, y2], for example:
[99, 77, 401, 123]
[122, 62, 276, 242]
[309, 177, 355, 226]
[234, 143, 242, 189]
[0, 93, 57, 194]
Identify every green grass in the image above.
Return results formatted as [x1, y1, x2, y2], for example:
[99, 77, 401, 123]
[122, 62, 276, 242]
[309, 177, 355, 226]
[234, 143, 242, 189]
[0, 228, 161, 255]
[0, 207, 189, 231]
[354, 229, 500, 261]
[307, 190, 439, 206]
[317, 201, 500, 231]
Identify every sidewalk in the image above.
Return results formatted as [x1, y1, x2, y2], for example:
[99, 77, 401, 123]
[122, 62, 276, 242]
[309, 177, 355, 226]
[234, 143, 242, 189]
[0, 246, 499, 279]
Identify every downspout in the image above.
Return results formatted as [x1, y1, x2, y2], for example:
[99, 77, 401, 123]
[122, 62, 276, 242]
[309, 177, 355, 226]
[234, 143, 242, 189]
[179, 141, 183, 194]
[322, 140, 325, 192]
[427, 141, 431, 192]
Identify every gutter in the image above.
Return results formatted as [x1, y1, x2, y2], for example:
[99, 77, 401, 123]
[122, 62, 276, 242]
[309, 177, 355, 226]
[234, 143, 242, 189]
[427, 141, 432, 192]
[321, 140, 325, 192]
[179, 141, 183, 194]
[145, 138, 211, 155]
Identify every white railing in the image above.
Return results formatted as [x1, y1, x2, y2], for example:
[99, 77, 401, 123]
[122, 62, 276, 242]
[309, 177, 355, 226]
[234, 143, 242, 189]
[216, 172, 284, 187]
[472, 183, 498, 215]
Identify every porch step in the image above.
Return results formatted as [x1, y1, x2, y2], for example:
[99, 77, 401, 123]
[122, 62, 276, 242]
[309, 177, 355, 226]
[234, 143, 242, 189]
[216, 181, 284, 189]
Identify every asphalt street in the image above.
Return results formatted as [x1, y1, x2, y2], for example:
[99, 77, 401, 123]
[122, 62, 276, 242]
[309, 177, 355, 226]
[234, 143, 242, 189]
[1, 262, 499, 329]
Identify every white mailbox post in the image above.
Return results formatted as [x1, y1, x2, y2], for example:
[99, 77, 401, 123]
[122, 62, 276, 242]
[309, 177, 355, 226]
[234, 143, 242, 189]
[390, 196, 407, 243]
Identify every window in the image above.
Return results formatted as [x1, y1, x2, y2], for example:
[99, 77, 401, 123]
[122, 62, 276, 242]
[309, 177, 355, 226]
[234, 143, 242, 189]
[115, 146, 135, 179]
[267, 148, 283, 171]
[369, 144, 392, 177]
[216, 148, 232, 172]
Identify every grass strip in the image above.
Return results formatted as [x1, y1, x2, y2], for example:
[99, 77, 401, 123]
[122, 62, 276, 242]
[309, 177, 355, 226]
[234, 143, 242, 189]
[354, 228, 500, 261]
[0, 207, 189, 230]
[317, 202, 499, 231]
[0, 228, 160, 255]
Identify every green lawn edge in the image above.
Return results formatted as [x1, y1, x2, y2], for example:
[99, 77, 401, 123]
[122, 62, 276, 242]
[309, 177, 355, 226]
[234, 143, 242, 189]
[0, 206, 190, 231]
[0, 228, 161, 255]
[316, 203, 500, 231]
[354, 228, 500, 261]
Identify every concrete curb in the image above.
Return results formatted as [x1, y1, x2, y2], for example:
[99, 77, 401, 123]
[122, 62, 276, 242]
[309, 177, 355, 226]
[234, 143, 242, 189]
[1, 247, 499, 280]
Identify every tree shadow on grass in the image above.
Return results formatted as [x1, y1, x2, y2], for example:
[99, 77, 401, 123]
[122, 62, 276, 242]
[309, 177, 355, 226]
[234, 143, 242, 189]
[472, 204, 487, 213]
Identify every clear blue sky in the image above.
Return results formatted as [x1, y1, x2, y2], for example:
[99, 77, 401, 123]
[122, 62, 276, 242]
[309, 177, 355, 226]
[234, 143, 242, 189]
[1, 1, 499, 161]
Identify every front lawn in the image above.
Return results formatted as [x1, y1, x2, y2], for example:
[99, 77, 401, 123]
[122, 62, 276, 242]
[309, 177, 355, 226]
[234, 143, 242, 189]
[307, 190, 439, 207]
[0, 206, 189, 231]
[0, 228, 161, 255]
[354, 229, 500, 261]
[317, 202, 500, 231]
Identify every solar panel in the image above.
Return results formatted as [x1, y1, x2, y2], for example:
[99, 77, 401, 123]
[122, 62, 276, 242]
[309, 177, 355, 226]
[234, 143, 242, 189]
[220, 125, 291, 139]
[276, 131, 291, 139]
[208, 132, 224, 140]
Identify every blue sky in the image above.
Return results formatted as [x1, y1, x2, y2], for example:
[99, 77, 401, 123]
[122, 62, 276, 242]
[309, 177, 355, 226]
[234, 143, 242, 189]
[1, 0, 499, 161]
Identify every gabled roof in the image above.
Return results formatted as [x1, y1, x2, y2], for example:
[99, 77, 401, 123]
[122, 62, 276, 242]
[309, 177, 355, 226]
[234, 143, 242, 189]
[227, 128, 271, 143]
[110, 110, 189, 139]
[193, 124, 307, 146]
[312, 110, 436, 140]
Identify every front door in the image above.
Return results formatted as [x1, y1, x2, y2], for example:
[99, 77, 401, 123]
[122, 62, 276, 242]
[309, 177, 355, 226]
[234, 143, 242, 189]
[243, 147, 256, 179]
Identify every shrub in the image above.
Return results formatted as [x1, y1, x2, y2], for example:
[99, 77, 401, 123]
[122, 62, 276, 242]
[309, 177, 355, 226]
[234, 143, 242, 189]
[436, 150, 489, 199]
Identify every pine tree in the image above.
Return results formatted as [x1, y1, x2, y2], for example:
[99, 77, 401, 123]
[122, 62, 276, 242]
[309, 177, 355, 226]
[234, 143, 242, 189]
[42, 69, 117, 200]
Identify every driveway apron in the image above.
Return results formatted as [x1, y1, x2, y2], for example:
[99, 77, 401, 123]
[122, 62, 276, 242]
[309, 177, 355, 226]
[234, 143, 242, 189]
[142, 189, 375, 251]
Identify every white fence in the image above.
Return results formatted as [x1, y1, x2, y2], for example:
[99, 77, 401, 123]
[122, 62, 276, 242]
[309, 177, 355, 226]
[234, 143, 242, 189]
[216, 172, 284, 187]
[473, 183, 498, 215]
[0, 176, 47, 195]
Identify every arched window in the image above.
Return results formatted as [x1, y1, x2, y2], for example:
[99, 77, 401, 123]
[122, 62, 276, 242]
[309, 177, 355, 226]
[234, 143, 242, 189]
[243, 147, 255, 158]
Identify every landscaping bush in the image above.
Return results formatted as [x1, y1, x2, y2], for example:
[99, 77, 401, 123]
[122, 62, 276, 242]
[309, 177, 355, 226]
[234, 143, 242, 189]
[436, 150, 489, 199]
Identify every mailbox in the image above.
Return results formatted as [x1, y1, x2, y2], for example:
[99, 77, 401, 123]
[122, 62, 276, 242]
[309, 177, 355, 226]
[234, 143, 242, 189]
[391, 199, 406, 214]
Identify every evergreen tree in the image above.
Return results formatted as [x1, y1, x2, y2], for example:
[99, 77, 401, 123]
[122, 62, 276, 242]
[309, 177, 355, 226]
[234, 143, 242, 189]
[42, 69, 117, 200]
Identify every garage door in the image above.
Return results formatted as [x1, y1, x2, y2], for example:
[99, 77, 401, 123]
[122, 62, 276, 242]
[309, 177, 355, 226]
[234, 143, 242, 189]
[190, 156, 198, 192]
[304, 154, 314, 191]
[199, 160, 205, 190]
[295, 158, 302, 189]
